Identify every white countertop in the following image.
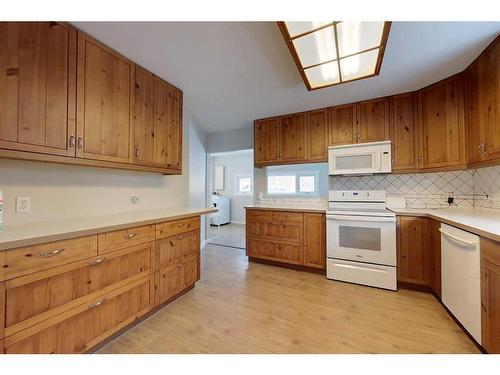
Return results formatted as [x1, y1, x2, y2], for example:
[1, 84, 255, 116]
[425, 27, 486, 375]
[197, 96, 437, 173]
[0, 207, 217, 251]
[245, 201, 329, 213]
[389, 207, 500, 242]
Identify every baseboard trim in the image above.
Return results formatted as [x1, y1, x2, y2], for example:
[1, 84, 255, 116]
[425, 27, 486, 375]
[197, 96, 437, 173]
[249, 257, 326, 275]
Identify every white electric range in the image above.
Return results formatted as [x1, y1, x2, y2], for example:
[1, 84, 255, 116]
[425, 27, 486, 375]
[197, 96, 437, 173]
[326, 190, 397, 291]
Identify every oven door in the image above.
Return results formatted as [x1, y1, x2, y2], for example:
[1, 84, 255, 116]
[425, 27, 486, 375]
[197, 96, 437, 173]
[326, 214, 396, 266]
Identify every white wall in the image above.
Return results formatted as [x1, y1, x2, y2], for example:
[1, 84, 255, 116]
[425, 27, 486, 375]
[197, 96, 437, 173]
[208, 150, 253, 224]
[0, 108, 208, 230]
[207, 127, 253, 153]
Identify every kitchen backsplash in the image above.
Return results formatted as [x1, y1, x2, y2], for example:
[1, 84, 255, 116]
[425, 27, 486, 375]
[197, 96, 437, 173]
[473, 165, 500, 209]
[331, 170, 475, 209]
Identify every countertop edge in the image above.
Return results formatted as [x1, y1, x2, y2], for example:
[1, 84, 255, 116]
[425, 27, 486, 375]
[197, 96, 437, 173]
[244, 205, 327, 213]
[0, 208, 217, 252]
[391, 210, 500, 242]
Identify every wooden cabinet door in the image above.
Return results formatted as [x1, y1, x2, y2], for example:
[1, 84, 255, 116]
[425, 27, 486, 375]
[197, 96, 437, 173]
[390, 94, 418, 171]
[307, 109, 328, 161]
[0, 282, 4, 342]
[327, 104, 356, 145]
[417, 74, 466, 169]
[0, 22, 77, 157]
[303, 214, 326, 269]
[254, 117, 280, 164]
[247, 239, 276, 259]
[156, 230, 199, 270]
[429, 219, 441, 297]
[465, 59, 485, 164]
[76, 32, 134, 163]
[133, 68, 183, 170]
[5, 277, 152, 354]
[481, 258, 500, 354]
[356, 98, 390, 143]
[279, 113, 307, 162]
[397, 217, 430, 285]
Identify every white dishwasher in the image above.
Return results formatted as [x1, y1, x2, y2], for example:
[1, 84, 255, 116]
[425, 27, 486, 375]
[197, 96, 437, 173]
[440, 223, 481, 344]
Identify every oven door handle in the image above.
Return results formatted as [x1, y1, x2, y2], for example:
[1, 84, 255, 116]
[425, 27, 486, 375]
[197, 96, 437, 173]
[326, 214, 396, 223]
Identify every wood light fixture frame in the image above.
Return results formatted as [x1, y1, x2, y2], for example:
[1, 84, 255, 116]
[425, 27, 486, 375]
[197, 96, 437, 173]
[277, 21, 392, 91]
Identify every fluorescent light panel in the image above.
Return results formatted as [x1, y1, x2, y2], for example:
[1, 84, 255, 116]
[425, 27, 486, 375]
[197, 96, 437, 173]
[282, 21, 390, 90]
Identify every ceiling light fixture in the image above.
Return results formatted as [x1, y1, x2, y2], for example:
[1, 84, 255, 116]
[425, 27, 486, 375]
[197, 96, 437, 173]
[278, 21, 391, 91]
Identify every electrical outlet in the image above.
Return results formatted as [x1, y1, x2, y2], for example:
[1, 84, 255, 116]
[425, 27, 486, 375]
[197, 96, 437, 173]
[130, 194, 140, 204]
[16, 197, 31, 213]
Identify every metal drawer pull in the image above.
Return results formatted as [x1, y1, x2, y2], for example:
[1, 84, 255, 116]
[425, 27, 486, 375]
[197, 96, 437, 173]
[177, 235, 184, 240]
[87, 299, 105, 310]
[39, 248, 65, 258]
[177, 262, 184, 268]
[89, 258, 106, 266]
[124, 233, 137, 239]
[176, 223, 184, 227]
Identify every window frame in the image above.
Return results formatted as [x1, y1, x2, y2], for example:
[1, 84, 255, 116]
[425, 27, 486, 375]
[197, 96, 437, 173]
[234, 173, 253, 196]
[266, 169, 320, 196]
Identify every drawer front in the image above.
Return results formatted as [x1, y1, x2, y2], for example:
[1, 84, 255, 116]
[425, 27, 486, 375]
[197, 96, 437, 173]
[156, 230, 199, 270]
[156, 216, 200, 239]
[156, 254, 197, 306]
[98, 225, 154, 255]
[5, 276, 153, 354]
[247, 239, 276, 259]
[247, 210, 273, 222]
[4, 236, 98, 280]
[280, 221, 303, 242]
[272, 211, 303, 223]
[5, 244, 152, 334]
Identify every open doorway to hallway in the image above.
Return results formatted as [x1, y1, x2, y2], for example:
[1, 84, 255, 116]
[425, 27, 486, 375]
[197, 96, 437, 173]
[206, 149, 253, 250]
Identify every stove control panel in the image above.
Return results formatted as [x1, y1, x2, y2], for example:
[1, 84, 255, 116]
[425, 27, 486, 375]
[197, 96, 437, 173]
[329, 190, 386, 202]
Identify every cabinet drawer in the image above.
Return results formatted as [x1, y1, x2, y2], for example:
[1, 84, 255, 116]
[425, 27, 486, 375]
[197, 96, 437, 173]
[156, 254, 198, 306]
[4, 243, 152, 336]
[247, 239, 275, 259]
[156, 216, 200, 239]
[247, 209, 273, 222]
[156, 230, 199, 270]
[272, 211, 303, 223]
[98, 225, 154, 254]
[4, 276, 153, 354]
[4, 236, 97, 280]
[275, 242, 302, 264]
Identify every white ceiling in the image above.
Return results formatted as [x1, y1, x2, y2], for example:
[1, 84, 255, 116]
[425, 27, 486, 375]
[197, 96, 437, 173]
[73, 21, 499, 133]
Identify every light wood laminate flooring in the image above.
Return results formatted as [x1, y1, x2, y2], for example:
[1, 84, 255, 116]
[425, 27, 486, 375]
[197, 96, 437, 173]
[98, 244, 479, 353]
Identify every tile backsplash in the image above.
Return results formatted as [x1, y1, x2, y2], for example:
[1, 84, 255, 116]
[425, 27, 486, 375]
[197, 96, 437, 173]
[473, 165, 500, 209]
[330, 170, 475, 209]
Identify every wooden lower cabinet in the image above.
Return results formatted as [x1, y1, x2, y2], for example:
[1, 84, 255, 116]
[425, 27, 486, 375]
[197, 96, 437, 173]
[480, 237, 500, 354]
[428, 219, 442, 297]
[0, 282, 4, 343]
[396, 216, 431, 286]
[155, 254, 198, 306]
[4, 276, 153, 354]
[4, 244, 152, 336]
[246, 209, 325, 271]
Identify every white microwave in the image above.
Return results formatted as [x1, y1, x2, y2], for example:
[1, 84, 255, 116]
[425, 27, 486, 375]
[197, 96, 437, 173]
[328, 140, 392, 175]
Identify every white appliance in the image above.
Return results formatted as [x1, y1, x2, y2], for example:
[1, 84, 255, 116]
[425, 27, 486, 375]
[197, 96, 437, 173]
[440, 223, 482, 344]
[210, 194, 230, 225]
[326, 190, 397, 290]
[328, 140, 392, 175]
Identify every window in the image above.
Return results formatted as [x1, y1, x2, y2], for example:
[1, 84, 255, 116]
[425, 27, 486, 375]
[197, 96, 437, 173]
[266, 170, 319, 196]
[235, 174, 253, 195]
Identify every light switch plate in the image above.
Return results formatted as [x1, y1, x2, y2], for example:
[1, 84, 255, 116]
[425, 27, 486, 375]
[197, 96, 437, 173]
[16, 197, 31, 213]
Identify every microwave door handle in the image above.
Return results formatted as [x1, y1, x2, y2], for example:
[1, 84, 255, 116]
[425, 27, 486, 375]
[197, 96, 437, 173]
[327, 214, 396, 222]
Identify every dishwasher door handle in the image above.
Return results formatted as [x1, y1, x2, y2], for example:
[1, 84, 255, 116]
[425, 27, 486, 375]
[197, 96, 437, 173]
[439, 228, 477, 248]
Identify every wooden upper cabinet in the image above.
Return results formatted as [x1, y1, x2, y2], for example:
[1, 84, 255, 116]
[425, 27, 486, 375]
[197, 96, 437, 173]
[327, 104, 356, 146]
[76, 31, 134, 164]
[133, 66, 183, 170]
[307, 109, 328, 161]
[280, 113, 307, 162]
[0, 22, 77, 157]
[466, 37, 500, 164]
[356, 98, 390, 143]
[254, 117, 280, 165]
[390, 94, 417, 171]
[417, 74, 466, 169]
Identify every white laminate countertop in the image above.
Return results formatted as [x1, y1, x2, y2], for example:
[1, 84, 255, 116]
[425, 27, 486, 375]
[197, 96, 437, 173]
[0, 207, 217, 251]
[245, 202, 329, 213]
[389, 207, 500, 242]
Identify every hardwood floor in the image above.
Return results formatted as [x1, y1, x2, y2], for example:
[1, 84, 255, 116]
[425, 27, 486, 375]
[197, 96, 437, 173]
[97, 244, 479, 353]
